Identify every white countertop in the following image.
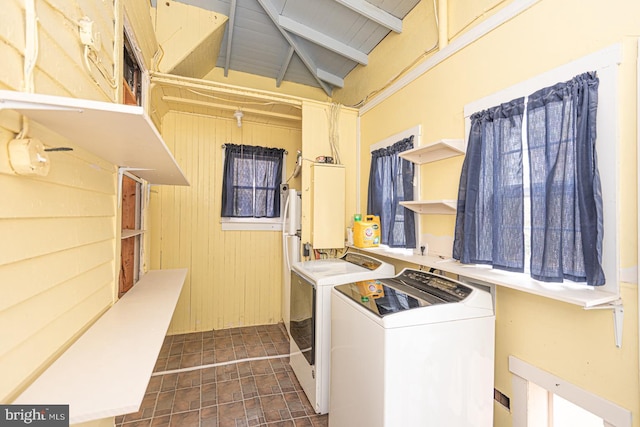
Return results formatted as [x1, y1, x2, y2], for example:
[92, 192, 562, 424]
[14, 269, 187, 425]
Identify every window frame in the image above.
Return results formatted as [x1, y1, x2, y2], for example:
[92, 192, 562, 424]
[118, 169, 147, 297]
[369, 125, 421, 253]
[220, 149, 288, 231]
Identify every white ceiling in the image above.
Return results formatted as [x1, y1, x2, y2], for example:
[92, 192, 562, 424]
[152, 0, 421, 96]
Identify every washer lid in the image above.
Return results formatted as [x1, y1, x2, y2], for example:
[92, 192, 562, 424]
[334, 269, 475, 317]
[291, 253, 394, 286]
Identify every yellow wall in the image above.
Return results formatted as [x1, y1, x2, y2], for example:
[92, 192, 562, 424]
[334, 0, 640, 425]
[0, 0, 123, 402]
[150, 111, 302, 332]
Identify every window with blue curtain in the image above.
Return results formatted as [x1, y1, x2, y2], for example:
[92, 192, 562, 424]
[454, 72, 605, 286]
[367, 136, 416, 248]
[453, 98, 526, 271]
[221, 144, 285, 218]
[527, 72, 605, 286]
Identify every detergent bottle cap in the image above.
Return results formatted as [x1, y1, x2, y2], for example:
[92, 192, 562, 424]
[354, 214, 362, 222]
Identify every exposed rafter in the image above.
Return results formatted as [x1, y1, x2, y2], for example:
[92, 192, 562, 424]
[277, 46, 295, 87]
[333, 0, 403, 33]
[224, 0, 238, 76]
[256, 0, 335, 95]
[278, 15, 368, 65]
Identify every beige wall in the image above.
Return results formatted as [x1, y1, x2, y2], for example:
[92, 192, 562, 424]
[152, 102, 359, 333]
[150, 111, 302, 332]
[334, 0, 640, 425]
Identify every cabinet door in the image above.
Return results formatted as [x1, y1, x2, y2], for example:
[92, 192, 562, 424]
[310, 164, 345, 249]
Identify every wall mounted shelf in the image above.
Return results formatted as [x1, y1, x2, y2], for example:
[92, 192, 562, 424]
[14, 269, 188, 424]
[401, 200, 456, 214]
[399, 139, 465, 164]
[0, 90, 189, 186]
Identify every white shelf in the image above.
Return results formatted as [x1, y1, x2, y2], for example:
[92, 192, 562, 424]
[121, 229, 145, 239]
[399, 139, 465, 164]
[401, 200, 456, 214]
[350, 246, 620, 309]
[0, 90, 189, 186]
[14, 269, 188, 424]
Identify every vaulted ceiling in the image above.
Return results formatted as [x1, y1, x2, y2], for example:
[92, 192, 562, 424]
[152, 0, 421, 96]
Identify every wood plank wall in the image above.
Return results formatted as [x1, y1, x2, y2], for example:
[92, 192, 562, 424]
[150, 111, 302, 333]
[0, 0, 137, 402]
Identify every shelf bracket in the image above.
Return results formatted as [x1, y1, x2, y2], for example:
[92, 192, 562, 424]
[585, 299, 623, 348]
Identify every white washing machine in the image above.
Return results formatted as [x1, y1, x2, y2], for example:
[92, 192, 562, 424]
[329, 268, 495, 427]
[289, 252, 395, 414]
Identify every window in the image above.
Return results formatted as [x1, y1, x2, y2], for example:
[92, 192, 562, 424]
[455, 72, 605, 287]
[119, 171, 146, 297]
[221, 144, 285, 230]
[123, 27, 142, 106]
[367, 128, 418, 249]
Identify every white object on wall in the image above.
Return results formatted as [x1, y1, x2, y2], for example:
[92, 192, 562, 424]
[8, 138, 50, 176]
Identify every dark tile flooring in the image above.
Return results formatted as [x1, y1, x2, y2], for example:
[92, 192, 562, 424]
[116, 324, 328, 427]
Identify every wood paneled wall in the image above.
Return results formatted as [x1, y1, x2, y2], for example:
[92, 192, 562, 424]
[150, 111, 302, 333]
[0, 0, 147, 402]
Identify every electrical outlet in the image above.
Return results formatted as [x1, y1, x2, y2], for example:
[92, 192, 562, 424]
[79, 16, 100, 51]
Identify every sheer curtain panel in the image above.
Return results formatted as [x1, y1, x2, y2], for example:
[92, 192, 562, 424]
[453, 98, 525, 271]
[527, 72, 605, 286]
[367, 136, 416, 248]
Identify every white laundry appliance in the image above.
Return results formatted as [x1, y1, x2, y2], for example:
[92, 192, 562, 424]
[289, 252, 395, 414]
[282, 187, 301, 335]
[329, 268, 495, 427]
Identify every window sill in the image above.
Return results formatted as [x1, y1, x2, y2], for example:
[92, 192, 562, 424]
[221, 218, 283, 231]
[13, 269, 188, 424]
[350, 245, 619, 309]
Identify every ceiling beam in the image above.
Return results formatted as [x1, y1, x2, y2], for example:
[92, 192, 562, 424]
[333, 0, 402, 33]
[278, 15, 368, 65]
[276, 46, 295, 87]
[161, 96, 302, 121]
[224, 0, 238, 76]
[317, 68, 344, 88]
[256, 0, 334, 96]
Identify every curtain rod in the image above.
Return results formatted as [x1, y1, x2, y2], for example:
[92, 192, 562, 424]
[221, 144, 288, 154]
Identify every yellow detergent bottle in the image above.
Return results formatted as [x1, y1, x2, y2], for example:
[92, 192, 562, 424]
[353, 215, 381, 248]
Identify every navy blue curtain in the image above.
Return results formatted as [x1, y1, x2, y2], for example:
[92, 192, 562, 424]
[527, 72, 605, 286]
[221, 144, 285, 218]
[453, 98, 525, 271]
[367, 136, 416, 248]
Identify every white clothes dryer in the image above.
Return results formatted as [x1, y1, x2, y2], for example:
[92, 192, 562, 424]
[289, 252, 395, 414]
[329, 268, 495, 427]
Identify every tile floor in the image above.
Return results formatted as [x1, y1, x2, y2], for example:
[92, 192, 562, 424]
[116, 324, 328, 427]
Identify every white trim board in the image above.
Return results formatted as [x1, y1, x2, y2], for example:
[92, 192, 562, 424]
[509, 356, 632, 427]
